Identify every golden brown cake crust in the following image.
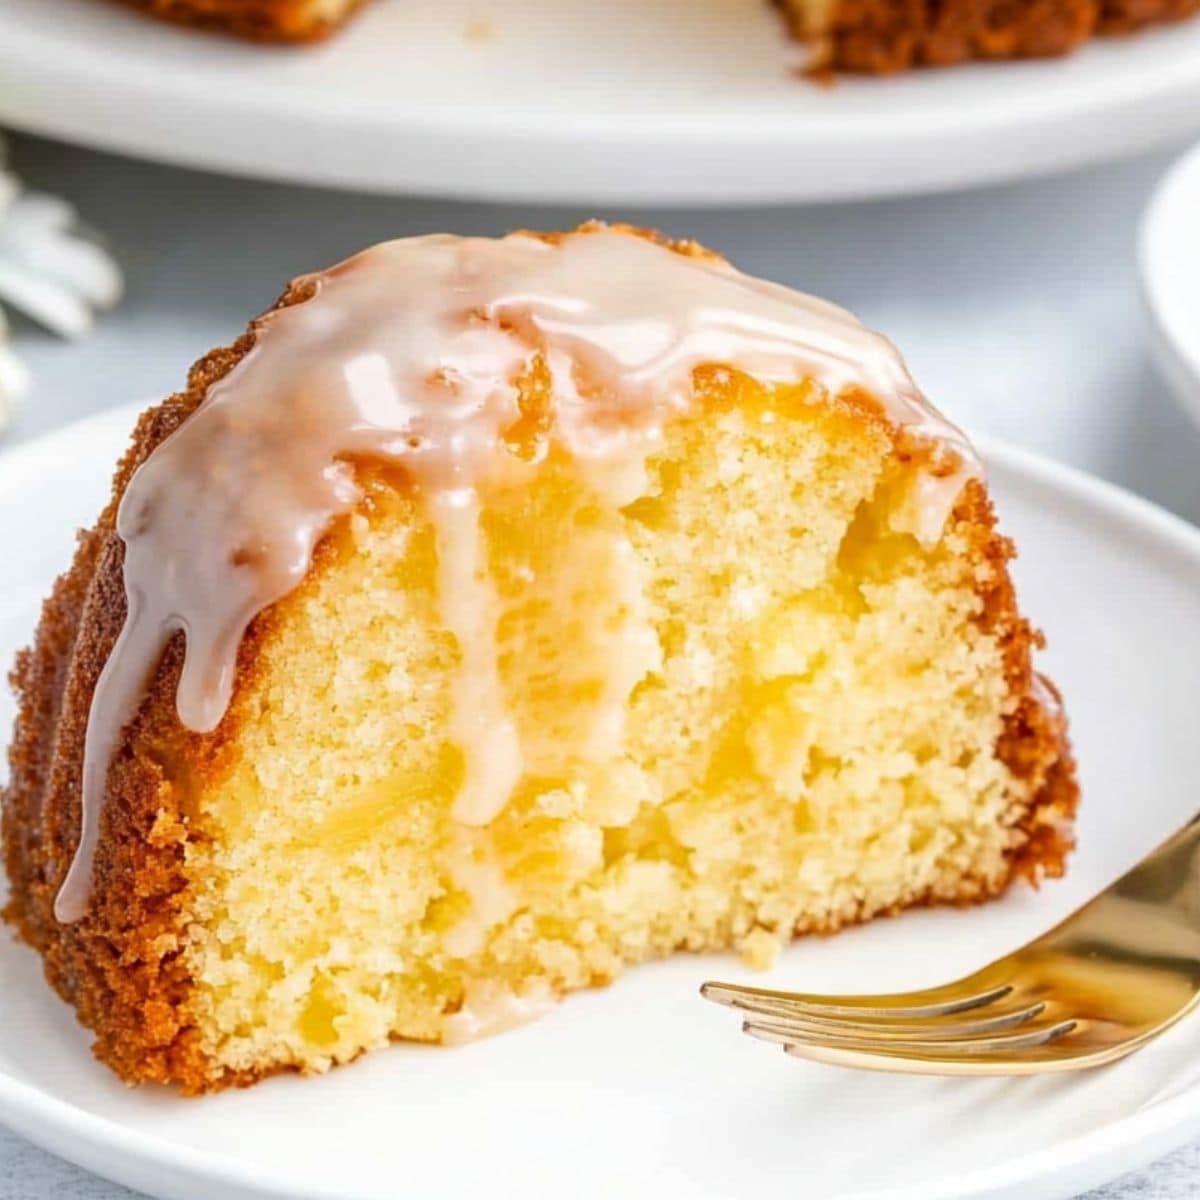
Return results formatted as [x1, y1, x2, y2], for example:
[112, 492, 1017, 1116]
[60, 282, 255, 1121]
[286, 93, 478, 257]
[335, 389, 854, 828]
[778, 0, 1199, 72]
[1, 227, 1078, 1093]
[113, 0, 365, 42]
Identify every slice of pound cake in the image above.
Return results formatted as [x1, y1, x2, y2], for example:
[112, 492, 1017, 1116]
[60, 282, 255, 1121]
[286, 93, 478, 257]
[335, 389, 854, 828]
[1, 225, 1077, 1092]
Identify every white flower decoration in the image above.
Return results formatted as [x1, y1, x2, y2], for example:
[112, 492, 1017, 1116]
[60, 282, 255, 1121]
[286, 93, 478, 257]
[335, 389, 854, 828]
[0, 307, 29, 432]
[0, 136, 123, 434]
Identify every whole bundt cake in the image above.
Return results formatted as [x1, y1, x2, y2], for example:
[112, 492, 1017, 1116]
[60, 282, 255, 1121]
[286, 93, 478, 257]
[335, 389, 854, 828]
[111, 0, 1200, 74]
[2, 225, 1076, 1092]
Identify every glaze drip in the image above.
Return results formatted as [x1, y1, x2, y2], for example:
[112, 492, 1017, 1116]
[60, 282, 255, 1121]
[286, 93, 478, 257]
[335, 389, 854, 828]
[54, 229, 978, 922]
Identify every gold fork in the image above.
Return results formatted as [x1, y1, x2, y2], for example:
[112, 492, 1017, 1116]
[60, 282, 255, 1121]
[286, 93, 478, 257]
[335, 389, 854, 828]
[702, 814, 1200, 1075]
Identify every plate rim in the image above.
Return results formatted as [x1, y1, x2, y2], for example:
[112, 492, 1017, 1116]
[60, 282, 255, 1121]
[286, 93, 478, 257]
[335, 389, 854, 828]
[1140, 139, 1200, 429]
[3, 404, 1200, 1200]
[2, 0, 1200, 204]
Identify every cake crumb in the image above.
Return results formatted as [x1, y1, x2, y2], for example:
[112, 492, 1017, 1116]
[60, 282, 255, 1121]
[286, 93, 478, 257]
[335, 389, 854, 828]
[464, 16, 495, 43]
[741, 928, 783, 971]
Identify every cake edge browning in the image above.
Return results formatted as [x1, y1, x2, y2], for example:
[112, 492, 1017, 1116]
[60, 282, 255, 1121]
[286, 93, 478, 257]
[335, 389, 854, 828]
[113, 0, 366, 42]
[0, 230, 1078, 1094]
[777, 0, 1200, 73]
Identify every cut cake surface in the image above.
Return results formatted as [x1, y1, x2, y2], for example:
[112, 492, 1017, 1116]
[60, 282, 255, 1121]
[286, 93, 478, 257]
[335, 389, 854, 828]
[1, 226, 1077, 1092]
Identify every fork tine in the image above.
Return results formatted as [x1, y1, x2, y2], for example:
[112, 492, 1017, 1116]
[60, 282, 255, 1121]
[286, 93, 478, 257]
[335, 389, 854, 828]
[754, 1016, 1079, 1057]
[700, 978, 1011, 1020]
[739, 998, 1047, 1042]
[776, 1029, 1094, 1076]
[701, 984, 1019, 1026]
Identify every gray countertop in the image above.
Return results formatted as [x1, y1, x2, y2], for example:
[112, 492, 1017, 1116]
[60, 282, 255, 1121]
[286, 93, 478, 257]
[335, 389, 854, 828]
[0, 131, 1198, 1199]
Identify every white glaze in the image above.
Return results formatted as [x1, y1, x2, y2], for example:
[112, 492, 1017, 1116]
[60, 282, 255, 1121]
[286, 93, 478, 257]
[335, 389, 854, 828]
[429, 489, 523, 827]
[55, 229, 978, 922]
[440, 979, 556, 1046]
[440, 835, 518, 961]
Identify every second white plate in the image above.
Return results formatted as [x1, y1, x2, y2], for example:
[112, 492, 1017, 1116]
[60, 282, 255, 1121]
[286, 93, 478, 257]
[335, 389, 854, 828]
[3, 405, 1200, 1200]
[1141, 139, 1200, 428]
[2, 0, 1200, 204]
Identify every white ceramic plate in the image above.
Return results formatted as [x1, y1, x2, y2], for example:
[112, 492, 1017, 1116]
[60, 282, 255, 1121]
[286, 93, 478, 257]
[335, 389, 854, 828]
[3, 0, 1200, 205]
[3, 404, 1200, 1200]
[1140, 140, 1200, 428]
